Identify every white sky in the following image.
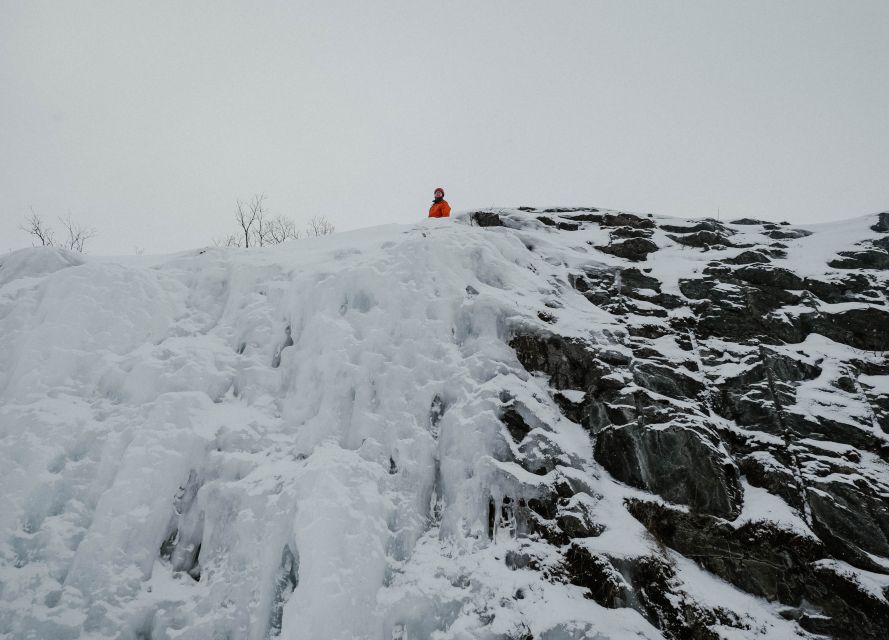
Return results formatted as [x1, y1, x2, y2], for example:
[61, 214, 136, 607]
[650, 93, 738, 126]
[1, 1, 887, 255]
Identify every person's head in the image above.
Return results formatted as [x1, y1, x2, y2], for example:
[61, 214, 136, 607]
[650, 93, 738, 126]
[434, 187, 445, 201]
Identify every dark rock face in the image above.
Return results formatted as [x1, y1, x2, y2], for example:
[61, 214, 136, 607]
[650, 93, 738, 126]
[487, 208, 889, 639]
[564, 213, 604, 223]
[808, 477, 889, 567]
[597, 237, 659, 261]
[609, 226, 649, 239]
[601, 212, 656, 229]
[679, 276, 806, 345]
[469, 210, 506, 227]
[595, 422, 744, 518]
[543, 207, 600, 214]
[805, 307, 889, 351]
[572, 267, 685, 317]
[710, 347, 822, 434]
[633, 360, 704, 397]
[538, 216, 580, 230]
[731, 217, 769, 225]
[766, 228, 813, 240]
[563, 545, 631, 608]
[500, 405, 533, 443]
[668, 230, 732, 248]
[510, 331, 638, 434]
[661, 221, 724, 234]
[627, 500, 889, 640]
[627, 499, 826, 602]
[830, 249, 889, 270]
[562, 545, 736, 639]
[871, 211, 889, 233]
[734, 265, 805, 290]
[803, 272, 878, 303]
[738, 452, 805, 510]
[724, 250, 770, 264]
[509, 332, 622, 393]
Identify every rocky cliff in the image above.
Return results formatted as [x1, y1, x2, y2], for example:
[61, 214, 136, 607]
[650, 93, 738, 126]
[479, 207, 889, 639]
[1, 208, 887, 639]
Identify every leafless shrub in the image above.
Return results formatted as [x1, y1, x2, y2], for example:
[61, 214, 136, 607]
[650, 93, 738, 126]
[235, 194, 265, 248]
[222, 233, 242, 247]
[21, 209, 55, 247]
[21, 209, 96, 253]
[253, 208, 301, 246]
[305, 216, 335, 237]
[223, 194, 308, 247]
[209, 232, 242, 248]
[264, 215, 300, 244]
[59, 214, 96, 253]
[220, 195, 332, 248]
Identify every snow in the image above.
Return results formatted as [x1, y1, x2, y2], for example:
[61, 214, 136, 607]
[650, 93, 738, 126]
[770, 214, 884, 279]
[812, 558, 889, 604]
[555, 389, 585, 404]
[1, 219, 640, 638]
[669, 553, 814, 640]
[0, 246, 85, 288]
[1, 209, 886, 639]
[860, 373, 889, 394]
[731, 482, 815, 538]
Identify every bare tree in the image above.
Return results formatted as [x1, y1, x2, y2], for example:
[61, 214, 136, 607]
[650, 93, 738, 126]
[59, 214, 96, 253]
[251, 207, 301, 246]
[253, 202, 268, 247]
[21, 209, 96, 253]
[222, 233, 242, 248]
[211, 232, 243, 248]
[21, 209, 56, 247]
[305, 216, 335, 237]
[220, 195, 319, 247]
[264, 215, 300, 244]
[224, 194, 303, 247]
[235, 194, 265, 248]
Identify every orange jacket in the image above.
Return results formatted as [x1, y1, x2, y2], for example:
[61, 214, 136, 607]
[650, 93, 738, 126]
[429, 199, 451, 218]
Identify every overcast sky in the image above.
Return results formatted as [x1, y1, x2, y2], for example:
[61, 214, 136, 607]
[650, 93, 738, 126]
[1, 1, 887, 255]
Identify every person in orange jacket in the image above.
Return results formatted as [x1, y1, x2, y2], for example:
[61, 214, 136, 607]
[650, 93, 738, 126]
[429, 187, 451, 218]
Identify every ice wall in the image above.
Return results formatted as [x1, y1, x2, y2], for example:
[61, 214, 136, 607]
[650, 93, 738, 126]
[0, 221, 614, 639]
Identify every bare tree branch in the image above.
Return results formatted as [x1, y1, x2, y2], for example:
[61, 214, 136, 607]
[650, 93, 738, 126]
[264, 215, 300, 244]
[221, 194, 306, 247]
[58, 214, 97, 253]
[21, 208, 55, 247]
[211, 234, 240, 248]
[21, 209, 95, 253]
[305, 216, 335, 237]
[226, 233, 243, 247]
[235, 194, 265, 248]
[253, 202, 267, 247]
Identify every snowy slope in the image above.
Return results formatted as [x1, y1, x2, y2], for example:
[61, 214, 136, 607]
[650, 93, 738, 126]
[1, 209, 888, 640]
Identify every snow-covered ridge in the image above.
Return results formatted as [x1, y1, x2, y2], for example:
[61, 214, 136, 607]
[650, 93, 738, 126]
[1, 208, 888, 639]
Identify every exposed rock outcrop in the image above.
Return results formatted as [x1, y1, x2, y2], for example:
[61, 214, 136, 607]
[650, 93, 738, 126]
[500, 208, 889, 639]
[595, 422, 744, 518]
[597, 237, 659, 261]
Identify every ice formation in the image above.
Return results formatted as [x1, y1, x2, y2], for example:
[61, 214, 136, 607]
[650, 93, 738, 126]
[1, 209, 888, 639]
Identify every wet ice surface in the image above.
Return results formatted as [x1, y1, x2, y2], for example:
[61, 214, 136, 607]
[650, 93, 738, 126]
[0, 211, 886, 639]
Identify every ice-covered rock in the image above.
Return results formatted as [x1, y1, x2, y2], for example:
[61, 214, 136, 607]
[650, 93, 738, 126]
[1, 208, 888, 639]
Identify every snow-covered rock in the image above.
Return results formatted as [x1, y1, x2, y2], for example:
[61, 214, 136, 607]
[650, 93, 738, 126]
[1, 208, 887, 639]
